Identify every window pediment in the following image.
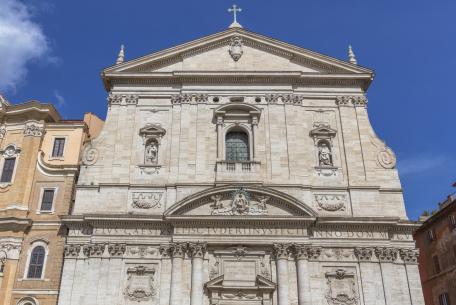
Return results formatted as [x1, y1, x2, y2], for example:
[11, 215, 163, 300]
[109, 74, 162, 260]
[139, 124, 166, 138]
[309, 125, 337, 139]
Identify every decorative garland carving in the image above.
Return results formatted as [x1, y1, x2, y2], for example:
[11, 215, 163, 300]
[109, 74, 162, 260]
[314, 194, 346, 211]
[24, 124, 45, 137]
[131, 192, 163, 209]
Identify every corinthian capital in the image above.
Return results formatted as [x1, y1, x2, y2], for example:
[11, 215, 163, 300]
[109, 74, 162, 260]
[188, 242, 207, 258]
[169, 242, 187, 258]
[354, 247, 374, 262]
[399, 248, 419, 264]
[272, 243, 291, 260]
[375, 247, 398, 263]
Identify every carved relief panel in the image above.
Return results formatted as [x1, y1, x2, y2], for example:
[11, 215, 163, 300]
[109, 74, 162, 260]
[324, 267, 360, 305]
[124, 264, 158, 304]
[206, 246, 275, 305]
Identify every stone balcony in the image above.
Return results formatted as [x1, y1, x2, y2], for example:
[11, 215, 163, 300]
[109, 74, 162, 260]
[215, 160, 261, 182]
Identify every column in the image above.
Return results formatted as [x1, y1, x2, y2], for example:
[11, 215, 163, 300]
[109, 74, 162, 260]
[293, 245, 313, 305]
[188, 243, 207, 305]
[169, 243, 187, 305]
[273, 244, 290, 305]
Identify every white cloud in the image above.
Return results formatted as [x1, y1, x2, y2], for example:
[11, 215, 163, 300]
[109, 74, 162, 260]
[0, 0, 51, 92]
[397, 154, 448, 176]
[53, 89, 65, 107]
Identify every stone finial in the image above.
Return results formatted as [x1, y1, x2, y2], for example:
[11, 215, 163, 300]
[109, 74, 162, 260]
[348, 45, 357, 65]
[116, 44, 125, 64]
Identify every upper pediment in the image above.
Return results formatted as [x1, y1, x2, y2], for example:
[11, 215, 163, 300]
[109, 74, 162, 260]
[103, 28, 373, 83]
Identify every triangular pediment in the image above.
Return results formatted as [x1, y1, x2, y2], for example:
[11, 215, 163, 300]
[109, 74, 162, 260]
[164, 185, 316, 218]
[104, 28, 372, 76]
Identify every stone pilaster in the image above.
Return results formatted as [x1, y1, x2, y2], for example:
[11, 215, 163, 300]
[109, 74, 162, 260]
[167, 242, 187, 305]
[292, 244, 313, 305]
[273, 243, 291, 305]
[188, 243, 207, 305]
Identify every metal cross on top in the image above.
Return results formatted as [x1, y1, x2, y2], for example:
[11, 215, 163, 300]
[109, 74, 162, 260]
[228, 4, 242, 28]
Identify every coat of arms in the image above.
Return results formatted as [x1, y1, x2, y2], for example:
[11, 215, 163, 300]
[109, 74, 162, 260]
[124, 265, 156, 302]
[325, 269, 358, 305]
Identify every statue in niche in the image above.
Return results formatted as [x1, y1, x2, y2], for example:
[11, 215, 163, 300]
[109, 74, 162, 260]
[318, 141, 333, 166]
[145, 140, 158, 164]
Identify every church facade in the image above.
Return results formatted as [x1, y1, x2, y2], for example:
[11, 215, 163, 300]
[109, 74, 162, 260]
[57, 26, 424, 305]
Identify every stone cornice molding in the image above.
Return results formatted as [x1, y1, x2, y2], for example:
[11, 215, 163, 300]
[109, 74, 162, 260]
[103, 28, 372, 89]
[106, 72, 372, 91]
[36, 151, 78, 177]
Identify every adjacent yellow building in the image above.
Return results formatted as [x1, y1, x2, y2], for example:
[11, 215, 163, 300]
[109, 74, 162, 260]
[0, 95, 103, 305]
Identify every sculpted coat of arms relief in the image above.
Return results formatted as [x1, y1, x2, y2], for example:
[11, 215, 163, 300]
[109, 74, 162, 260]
[124, 265, 157, 303]
[210, 188, 268, 216]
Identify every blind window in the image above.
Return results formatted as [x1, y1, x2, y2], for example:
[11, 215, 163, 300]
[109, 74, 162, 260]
[52, 138, 65, 157]
[0, 158, 16, 183]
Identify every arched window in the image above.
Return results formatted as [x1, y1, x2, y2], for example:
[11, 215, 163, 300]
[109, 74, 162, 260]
[27, 246, 45, 279]
[226, 131, 249, 161]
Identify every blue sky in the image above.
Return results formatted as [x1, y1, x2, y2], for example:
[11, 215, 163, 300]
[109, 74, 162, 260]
[1, 0, 455, 219]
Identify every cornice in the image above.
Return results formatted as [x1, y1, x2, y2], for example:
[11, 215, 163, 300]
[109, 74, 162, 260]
[36, 151, 79, 177]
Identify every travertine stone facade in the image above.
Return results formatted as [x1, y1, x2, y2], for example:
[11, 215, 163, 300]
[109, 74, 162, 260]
[0, 97, 103, 305]
[58, 27, 424, 305]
